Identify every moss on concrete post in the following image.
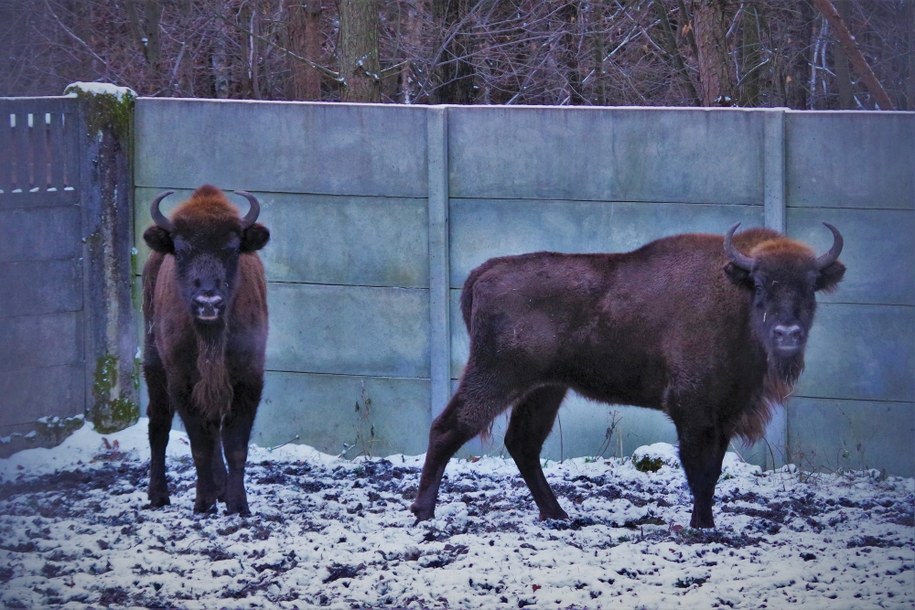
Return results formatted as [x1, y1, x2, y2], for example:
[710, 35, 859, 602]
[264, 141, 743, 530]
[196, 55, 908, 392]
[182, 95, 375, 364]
[69, 82, 140, 433]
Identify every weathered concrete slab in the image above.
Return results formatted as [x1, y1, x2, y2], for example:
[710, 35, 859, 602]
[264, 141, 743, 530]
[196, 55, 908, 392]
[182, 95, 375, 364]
[267, 283, 430, 379]
[130, 102, 915, 475]
[135, 100, 428, 198]
[449, 107, 764, 204]
[786, 112, 915, 209]
[255, 371, 430, 457]
[0, 206, 81, 262]
[788, 207, 914, 306]
[797, 303, 913, 403]
[788, 397, 914, 476]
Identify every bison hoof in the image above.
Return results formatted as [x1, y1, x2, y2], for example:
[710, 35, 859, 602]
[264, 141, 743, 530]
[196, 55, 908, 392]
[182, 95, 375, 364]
[689, 515, 716, 529]
[225, 503, 251, 517]
[539, 508, 569, 521]
[194, 500, 219, 515]
[146, 496, 171, 509]
[410, 502, 434, 523]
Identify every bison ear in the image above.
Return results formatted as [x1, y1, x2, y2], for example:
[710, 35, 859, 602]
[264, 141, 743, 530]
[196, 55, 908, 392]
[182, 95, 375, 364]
[143, 226, 174, 254]
[241, 223, 270, 252]
[815, 260, 846, 293]
[723, 262, 753, 289]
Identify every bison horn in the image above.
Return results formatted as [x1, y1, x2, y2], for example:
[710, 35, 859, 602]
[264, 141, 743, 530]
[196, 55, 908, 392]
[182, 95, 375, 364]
[150, 191, 175, 233]
[234, 191, 261, 228]
[724, 223, 756, 271]
[815, 222, 843, 270]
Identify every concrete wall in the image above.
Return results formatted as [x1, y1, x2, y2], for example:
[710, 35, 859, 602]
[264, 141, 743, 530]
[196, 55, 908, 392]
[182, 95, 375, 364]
[134, 100, 914, 475]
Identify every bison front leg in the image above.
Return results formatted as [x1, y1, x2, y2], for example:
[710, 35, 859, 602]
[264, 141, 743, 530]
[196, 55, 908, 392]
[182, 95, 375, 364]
[505, 386, 569, 520]
[676, 421, 729, 529]
[144, 353, 173, 508]
[183, 417, 222, 514]
[221, 407, 257, 516]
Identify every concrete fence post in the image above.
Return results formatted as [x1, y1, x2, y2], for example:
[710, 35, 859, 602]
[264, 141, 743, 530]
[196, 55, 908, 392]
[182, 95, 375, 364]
[763, 109, 787, 233]
[762, 107, 788, 468]
[427, 106, 451, 421]
[69, 83, 141, 433]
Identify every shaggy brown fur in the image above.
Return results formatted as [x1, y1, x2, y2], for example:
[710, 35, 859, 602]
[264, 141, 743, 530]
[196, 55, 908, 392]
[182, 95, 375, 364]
[142, 185, 269, 515]
[413, 224, 845, 529]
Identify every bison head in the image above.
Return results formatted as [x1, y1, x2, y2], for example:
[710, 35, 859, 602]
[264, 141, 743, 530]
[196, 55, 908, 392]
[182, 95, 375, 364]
[724, 223, 845, 364]
[143, 185, 270, 324]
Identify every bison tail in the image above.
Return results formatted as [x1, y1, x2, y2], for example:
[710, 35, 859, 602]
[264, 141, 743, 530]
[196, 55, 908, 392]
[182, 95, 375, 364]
[459, 265, 485, 331]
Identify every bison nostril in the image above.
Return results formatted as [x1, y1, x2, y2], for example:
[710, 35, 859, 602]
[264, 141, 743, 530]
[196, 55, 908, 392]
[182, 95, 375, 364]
[194, 294, 224, 308]
[773, 324, 803, 344]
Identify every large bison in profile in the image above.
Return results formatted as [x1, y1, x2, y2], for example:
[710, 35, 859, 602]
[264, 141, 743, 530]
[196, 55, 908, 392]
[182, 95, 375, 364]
[411, 223, 845, 529]
[142, 185, 270, 515]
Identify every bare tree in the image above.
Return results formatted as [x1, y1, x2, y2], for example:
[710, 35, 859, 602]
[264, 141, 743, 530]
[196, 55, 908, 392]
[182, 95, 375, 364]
[686, 0, 736, 106]
[286, 0, 324, 100]
[432, 0, 477, 104]
[338, 0, 381, 102]
[1, 0, 908, 110]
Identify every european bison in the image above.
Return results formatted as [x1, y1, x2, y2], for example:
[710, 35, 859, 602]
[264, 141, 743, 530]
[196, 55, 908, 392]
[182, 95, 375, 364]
[411, 223, 845, 529]
[142, 185, 270, 515]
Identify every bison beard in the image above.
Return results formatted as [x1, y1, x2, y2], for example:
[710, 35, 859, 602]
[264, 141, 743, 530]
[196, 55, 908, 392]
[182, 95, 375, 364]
[192, 326, 233, 421]
[411, 224, 844, 530]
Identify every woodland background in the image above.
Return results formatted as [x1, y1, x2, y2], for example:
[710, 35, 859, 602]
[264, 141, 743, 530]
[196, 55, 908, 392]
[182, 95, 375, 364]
[1, 0, 912, 110]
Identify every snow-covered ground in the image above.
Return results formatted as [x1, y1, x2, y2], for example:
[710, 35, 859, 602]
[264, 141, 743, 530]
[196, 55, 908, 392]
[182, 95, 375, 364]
[0, 420, 912, 609]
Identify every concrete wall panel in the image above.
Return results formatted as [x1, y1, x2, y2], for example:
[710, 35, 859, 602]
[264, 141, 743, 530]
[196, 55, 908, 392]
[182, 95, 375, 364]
[788, 397, 914, 476]
[267, 284, 430, 379]
[449, 107, 763, 204]
[797, 303, 913, 403]
[135, 100, 428, 198]
[257, 371, 429, 456]
[786, 112, 915, 209]
[788, 208, 914, 306]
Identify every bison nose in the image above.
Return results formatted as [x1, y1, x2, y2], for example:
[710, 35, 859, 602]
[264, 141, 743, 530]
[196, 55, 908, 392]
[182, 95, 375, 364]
[772, 324, 804, 356]
[193, 293, 224, 321]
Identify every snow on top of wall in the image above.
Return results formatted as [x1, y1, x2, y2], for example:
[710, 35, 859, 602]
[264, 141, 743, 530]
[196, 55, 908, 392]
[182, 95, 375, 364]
[64, 81, 136, 100]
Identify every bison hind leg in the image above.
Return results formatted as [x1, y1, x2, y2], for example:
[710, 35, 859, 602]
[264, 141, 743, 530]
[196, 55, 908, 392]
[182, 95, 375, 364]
[411, 374, 524, 522]
[505, 385, 569, 520]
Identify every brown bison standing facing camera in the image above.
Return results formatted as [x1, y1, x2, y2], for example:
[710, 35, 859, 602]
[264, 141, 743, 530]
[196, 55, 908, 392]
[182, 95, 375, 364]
[142, 185, 270, 515]
[411, 223, 845, 529]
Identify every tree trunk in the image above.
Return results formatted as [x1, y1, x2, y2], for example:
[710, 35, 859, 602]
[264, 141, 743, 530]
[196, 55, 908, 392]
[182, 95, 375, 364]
[287, 0, 323, 100]
[907, 0, 915, 110]
[211, 15, 230, 99]
[433, 0, 476, 104]
[126, 0, 164, 80]
[337, 0, 381, 103]
[737, 2, 762, 107]
[689, 0, 736, 106]
[783, 0, 813, 109]
[559, 1, 583, 105]
[653, 0, 699, 105]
